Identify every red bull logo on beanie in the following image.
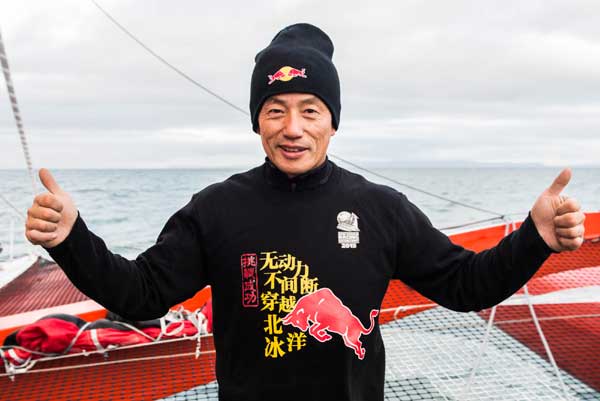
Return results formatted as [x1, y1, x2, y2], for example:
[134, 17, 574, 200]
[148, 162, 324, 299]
[267, 66, 307, 85]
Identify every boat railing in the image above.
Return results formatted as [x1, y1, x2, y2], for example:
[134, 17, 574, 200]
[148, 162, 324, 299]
[0, 212, 35, 264]
[0, 215, 16, 263]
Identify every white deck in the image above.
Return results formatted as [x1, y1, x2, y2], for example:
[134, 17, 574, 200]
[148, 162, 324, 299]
[0, 254, 38, 290]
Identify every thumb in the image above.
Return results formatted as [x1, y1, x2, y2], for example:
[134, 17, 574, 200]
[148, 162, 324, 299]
[547, 167, 572, 196]
[39, 168, 63, 194]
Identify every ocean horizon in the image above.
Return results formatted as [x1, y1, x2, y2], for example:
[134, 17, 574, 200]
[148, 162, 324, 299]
[1, 166, 598, 261]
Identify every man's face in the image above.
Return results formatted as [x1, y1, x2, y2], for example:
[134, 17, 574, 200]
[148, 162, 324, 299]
[257, 93, 336, 178]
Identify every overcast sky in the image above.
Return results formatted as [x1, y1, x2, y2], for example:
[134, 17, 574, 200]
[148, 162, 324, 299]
[1, 0, 599, 169]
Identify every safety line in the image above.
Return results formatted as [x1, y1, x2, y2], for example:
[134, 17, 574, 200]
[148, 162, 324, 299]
[88, 0, 510, 218]
[330, 154, 506, 217]
[0, 350, 215, 378]
[0, 194, 24, 220]
[523, 284, 569, 399]
[90, 0, 248, 116]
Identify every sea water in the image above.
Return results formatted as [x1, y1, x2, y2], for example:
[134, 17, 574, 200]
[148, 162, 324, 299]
[0, 166, 598, 262]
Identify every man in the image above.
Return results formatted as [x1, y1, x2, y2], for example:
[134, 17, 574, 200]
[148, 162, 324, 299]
[25, 23, 585, 401]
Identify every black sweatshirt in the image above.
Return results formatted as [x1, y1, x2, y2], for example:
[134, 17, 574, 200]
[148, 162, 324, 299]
[46, 159, 553, 401]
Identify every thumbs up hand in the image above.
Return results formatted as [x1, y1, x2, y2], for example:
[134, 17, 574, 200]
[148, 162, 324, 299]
[25, 168, 78, 248]
[530, 168, 585, 252]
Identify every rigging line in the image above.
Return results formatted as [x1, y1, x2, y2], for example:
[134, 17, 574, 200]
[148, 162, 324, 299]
[0, 28, 37, 196]
[89, 1, 508, 218]
[330, 154, 505, 217]
[90, 0, 248, 116]
[0, 194, 24, 221]
[523, 284, 569, 399]
[437, 211, 530, 230]
[0, 350, 215, 377]
[462, 221, 512, 401]
[439, 211, 538, 231]
[438, 216, 505, 231]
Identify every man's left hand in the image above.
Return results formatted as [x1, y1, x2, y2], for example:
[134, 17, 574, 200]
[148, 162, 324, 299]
[530, 168, 585, 252]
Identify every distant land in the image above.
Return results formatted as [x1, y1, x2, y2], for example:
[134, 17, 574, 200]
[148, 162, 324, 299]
[1, 161, 599, 170]
[349, 161, 600, 169]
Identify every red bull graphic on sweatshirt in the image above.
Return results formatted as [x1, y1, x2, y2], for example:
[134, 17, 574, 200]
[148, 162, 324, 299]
[281, 288, 378, 360]
[242, 251, 378, 360]
[267, 66, 307, 85]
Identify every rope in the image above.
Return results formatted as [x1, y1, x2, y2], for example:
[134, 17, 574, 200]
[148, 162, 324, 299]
[523, 284, 570, 399]
[461, 306, 497, 400]
[459, 220, 517, 400]
[0, 349, 216, 378]
[328, 155, 506, 217]
[385, 313, 600, 336]
[89, 0, 248, 117]
[0, 307, 208, 375]
[0, 194, 24, 221]
[88, 0, 512, 219]
[380, 303, 438, 320]
[0, 333, 207, 362]
[0, 27, 37, 197]
[512, 214, 569, 398]
[493, 313, 600, 324]
[437, 212, 536, 231]
[3, 310, 598, 379]
[438, 216, 504, 231]
[457, 219, 570, 400]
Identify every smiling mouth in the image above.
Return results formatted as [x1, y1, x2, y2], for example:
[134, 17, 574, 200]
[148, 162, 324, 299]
[279, 145, 307, 153]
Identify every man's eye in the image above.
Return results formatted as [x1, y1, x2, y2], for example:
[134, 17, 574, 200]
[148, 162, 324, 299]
[305, 108, 318, 114]
[269, 109, 283, 114]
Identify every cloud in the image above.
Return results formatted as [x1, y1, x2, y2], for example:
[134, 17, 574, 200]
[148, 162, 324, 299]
[1, 0, 599, 168]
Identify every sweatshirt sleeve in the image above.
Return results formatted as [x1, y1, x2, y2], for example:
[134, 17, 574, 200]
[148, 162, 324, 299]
[44, 194, 206, 320]
[394, 194, 555, 312]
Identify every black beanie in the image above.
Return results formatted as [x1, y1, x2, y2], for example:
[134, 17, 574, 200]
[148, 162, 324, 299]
[250, 23, 341, 133]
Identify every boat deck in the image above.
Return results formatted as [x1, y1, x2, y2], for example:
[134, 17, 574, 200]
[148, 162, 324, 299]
[1, 214, 599, 400]
[0, 257, 89, 316]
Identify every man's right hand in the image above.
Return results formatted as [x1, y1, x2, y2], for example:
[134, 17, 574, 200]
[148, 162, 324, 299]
[26, 168, 78, 249]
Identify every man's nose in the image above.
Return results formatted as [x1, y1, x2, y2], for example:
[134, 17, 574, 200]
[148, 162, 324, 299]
[283, 111, 303, 138]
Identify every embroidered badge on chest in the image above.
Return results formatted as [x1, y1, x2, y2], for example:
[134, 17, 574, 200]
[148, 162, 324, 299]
[337, 211, 360, 249]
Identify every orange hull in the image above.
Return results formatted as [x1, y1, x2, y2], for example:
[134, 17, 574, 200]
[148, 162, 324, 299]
[1, 212, 599, 400]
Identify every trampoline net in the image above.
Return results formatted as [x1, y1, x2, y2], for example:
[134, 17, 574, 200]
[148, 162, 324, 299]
[1, 241, 599, 401]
